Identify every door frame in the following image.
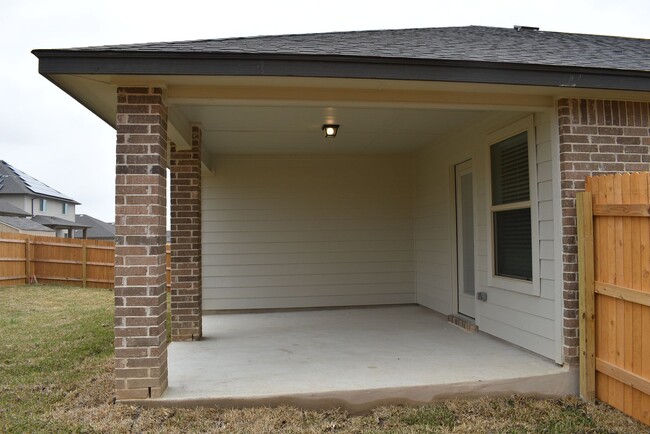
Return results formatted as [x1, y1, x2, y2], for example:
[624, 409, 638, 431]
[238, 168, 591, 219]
[450, 158, 477, 321]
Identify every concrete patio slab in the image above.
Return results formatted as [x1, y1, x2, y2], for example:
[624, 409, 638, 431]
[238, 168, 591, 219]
[145, 306, 576, 411]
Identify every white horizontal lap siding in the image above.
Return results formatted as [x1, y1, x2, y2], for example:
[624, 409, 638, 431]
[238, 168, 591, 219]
[415, 152, 453, 312]
[415, 111, 559, 360]
[202, 155, 415, 310]
[476, 111, 557, 360]
[413, 113, 506, 314]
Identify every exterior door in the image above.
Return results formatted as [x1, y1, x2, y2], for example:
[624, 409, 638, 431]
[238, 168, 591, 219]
[455, 160, 475, 319]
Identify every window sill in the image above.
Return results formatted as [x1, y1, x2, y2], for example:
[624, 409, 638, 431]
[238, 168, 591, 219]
[488, 274, 540, 296]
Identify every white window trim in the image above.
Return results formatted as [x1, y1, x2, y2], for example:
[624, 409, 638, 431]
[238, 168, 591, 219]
[486, 115, 540, 296]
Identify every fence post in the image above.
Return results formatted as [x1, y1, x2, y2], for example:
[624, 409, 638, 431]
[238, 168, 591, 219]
[24, 238, 31, 284]
[577, 191, 596, 402]
[82, 242, 87, 288]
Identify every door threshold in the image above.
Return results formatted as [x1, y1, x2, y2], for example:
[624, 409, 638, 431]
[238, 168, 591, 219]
[447, 314, 478, 333]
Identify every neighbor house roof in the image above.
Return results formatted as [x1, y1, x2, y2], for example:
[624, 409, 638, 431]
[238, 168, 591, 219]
[34, 26, 650, 91]
[31, 215, 89, 229]
[0, 160, 79, 204]
[0, 200, 31, 217]
[0, 216, 55, 233]
[74, 214, 115, 239]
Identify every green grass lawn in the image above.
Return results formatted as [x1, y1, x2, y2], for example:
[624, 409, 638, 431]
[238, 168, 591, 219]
[0, 285, 114, 432]
[0, 285, 646, 433]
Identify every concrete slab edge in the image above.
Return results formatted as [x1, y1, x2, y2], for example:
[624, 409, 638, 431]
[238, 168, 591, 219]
[119, 367, 578, 414]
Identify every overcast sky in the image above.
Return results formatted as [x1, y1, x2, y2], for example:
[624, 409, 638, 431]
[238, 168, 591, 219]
[1, 0, 649, 223]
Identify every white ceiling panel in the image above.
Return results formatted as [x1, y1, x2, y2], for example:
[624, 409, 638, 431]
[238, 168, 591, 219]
[178, 105, 490, 155]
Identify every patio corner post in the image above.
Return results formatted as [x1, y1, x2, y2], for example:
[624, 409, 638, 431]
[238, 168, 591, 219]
[170, 125, 203, 341]
[114, 87, 169, 400]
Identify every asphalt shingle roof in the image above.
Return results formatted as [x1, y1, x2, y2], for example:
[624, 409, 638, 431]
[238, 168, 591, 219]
[65, 26, 650, 72]
[0, 200, 31, 217]
[74, 214, 115, 239]
[31, 215, 90, 229]
[0, 216, 54, 232]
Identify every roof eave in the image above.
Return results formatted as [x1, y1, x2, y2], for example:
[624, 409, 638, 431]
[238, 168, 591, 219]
[0, 190, 80, 205]
[31, 192, 80, 205]
[33, 50, 650, 92]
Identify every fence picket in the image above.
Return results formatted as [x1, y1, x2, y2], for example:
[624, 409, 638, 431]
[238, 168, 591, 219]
[25, 238, 30, 284]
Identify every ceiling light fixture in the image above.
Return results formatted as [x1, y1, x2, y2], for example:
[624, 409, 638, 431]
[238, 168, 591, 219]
[322, 124, 339, 138]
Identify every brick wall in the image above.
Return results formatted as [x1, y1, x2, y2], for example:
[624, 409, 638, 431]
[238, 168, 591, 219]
[558, 98, 650, 364]
[170, 126, 202, 341]
[114, 87, 169, 399]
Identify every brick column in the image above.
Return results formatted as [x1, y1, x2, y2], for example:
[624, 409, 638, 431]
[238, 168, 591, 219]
[114, 87, 169, 399]
[170, 126, 202, 341]
[558, 98, 650, 365]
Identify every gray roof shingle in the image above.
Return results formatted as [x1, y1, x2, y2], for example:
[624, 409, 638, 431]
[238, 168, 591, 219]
[63, 26, 650, 72]
[31, 215, 90, 229]
[0, 216, 55, 232]
[0, 200, 31, 217]
[74, 214, 115, 239]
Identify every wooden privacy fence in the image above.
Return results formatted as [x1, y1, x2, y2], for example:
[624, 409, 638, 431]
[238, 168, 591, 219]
[577, 172, 650, 425]
[0, 232, 172, 291]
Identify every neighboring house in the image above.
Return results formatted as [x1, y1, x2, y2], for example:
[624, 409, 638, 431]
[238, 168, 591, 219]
[0, 160, 88, 237]
[74, 214, 115, 240]
[0, 199, 54, 235]
[33, 26, 650, 400]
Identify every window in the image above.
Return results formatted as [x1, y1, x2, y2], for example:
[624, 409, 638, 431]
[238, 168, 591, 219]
[62, 203, 68, 215]
[39, 198, 47, 212]
[490, 132, 532, 281]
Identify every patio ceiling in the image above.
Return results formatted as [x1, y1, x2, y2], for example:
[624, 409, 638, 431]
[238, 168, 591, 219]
[160, 76, 555, 158]
[177, 104, 486, 155]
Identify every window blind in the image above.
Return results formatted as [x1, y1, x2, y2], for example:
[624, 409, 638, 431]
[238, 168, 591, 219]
[491, 132, 529, 206]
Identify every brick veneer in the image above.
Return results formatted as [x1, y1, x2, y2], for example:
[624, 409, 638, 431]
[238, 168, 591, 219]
[170, 126, 203, 341]
[558, 98, 650, 364]
[114, 87, 169, 399]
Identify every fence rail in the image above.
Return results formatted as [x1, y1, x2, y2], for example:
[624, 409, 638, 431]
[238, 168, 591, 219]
[0, 232, 172, 290]
[578, 172, 650, 426]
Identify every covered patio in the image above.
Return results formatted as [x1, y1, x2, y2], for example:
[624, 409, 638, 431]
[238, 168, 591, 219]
[32, 26, 650, 404]
[158, 306, 573, 411]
